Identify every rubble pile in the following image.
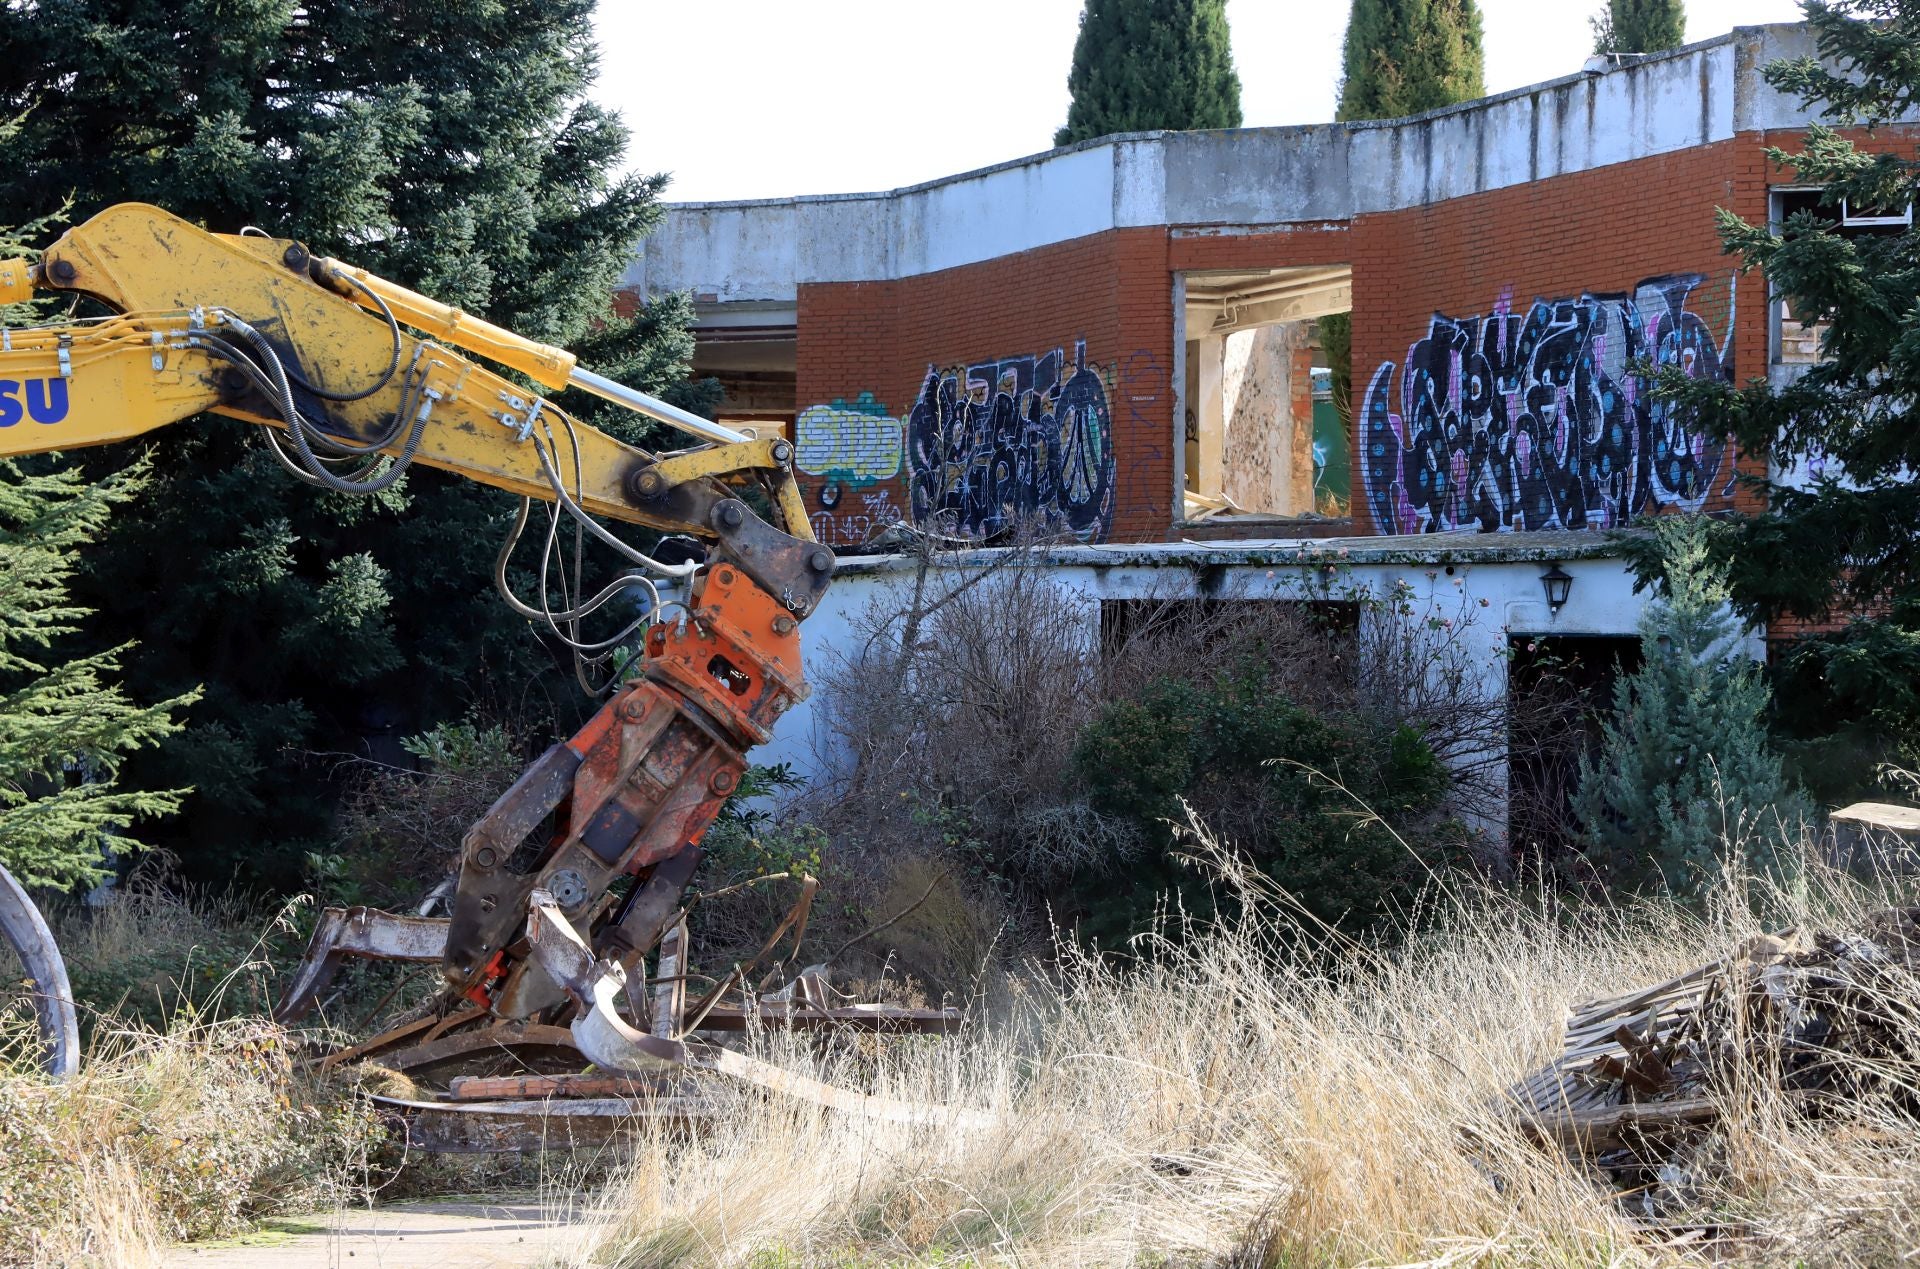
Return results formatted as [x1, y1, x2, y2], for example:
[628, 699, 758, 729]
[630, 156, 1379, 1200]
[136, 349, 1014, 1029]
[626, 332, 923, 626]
[1513, 909, 1920, 1213]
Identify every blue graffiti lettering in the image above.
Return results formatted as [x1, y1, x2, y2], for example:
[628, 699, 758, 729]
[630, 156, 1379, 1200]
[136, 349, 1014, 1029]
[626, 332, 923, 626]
[1361, 274, 1734, 534]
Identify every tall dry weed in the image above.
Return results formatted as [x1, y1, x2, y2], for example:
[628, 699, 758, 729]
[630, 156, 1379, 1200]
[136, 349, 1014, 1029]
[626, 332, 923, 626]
[0, 887, 382, 1266]
[567, 818, 1920, 1267]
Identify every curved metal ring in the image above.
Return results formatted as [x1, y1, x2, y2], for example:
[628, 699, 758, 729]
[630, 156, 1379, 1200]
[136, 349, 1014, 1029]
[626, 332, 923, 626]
[0, 863, 79, 1077]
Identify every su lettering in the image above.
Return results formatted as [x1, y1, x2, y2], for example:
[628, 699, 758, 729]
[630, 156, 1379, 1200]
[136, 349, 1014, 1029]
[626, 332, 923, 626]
[0, 377, 70, 427]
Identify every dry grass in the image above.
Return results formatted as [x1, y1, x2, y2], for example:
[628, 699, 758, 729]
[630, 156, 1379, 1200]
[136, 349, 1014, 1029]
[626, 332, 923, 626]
[0, 888, 383, 1268]
[0, 1013, 383, 1267]
[15, 825, 1920, 1266]
[563, 822, 1920, 1268]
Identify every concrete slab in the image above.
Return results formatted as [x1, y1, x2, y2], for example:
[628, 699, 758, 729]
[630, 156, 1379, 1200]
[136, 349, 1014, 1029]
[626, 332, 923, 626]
[164, 1200, 599, 1269]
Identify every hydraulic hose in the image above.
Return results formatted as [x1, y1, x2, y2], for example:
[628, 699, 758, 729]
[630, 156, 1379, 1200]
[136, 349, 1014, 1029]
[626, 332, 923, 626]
[216, 313, 429, 494]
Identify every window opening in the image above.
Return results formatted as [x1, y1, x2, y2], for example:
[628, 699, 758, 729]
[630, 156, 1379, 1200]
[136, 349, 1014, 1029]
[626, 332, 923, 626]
[1179, 266, 1351, 523]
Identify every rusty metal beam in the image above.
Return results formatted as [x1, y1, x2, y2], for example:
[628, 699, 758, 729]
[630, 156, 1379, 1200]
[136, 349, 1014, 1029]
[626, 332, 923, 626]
[381, 1022, 581, 1072]
[448, 1073, 682, 1100]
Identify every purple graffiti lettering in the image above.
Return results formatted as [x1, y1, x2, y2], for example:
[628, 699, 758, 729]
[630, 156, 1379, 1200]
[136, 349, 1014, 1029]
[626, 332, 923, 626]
[1362, 274, 1733, 534]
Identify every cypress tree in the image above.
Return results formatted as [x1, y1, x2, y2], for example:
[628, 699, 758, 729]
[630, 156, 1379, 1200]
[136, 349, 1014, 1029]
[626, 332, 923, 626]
[1056, 0, 1243, 147]
[1336, 0, 1487, 123]
[0, 2, 710, 890]
[1574, 517, 1801, 898]
[1592, 0, 1687, 56]
[1325, 1, 1486, 460]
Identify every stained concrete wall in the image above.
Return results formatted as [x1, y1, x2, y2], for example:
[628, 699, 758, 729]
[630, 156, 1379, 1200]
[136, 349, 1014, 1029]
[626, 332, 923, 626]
[1220, 323, 1311, 515]
[632, 23, 1843, 300]
[756, 536, 1732, 844]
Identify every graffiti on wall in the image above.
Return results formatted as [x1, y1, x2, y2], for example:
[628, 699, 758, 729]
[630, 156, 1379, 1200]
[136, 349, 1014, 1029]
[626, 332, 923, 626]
[795, 391, 902, 486]
[810, 488, 904, 549]
[1361, 273, 1734, 535]
[795, 391, 904, 548]
[906, 340, 1117, 541]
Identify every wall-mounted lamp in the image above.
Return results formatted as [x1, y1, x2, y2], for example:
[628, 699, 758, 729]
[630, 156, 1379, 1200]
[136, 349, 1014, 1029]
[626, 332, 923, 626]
[1541, 562, 1573, 615]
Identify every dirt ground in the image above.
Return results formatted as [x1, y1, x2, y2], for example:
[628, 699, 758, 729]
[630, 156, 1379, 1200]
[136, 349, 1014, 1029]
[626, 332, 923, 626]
[163, 1200, 598, 1269]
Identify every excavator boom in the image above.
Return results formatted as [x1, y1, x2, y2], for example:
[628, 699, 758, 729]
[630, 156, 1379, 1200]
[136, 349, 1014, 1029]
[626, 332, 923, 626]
[0, 203, 835, 1069]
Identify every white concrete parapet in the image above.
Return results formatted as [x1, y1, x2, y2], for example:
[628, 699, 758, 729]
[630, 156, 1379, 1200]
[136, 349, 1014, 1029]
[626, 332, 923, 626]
[632, 24, 1853, 300]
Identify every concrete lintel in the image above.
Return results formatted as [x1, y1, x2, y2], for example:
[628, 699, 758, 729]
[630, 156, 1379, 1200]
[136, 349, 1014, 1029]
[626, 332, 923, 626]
[829, 530, 1642, 578]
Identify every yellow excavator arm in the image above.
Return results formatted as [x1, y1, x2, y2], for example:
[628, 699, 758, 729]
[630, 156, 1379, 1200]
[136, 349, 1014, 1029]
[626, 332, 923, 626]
[0, 202, 818, 597]
[0, 203, 841, 1074]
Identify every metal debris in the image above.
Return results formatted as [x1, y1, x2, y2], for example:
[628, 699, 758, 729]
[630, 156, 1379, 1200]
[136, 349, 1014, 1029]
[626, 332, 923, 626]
[277, 906, 450, 1023]
[0, 862, 78, 1077]
[524, 887, 987, 1129]
[308, 885, 971, 1151]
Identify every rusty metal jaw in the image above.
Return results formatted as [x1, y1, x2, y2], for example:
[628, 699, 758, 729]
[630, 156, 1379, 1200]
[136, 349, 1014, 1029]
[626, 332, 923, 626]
[273, 906, 450, 1024]
[524, 889, 990, 1129]
[438, 563, 807, 1020]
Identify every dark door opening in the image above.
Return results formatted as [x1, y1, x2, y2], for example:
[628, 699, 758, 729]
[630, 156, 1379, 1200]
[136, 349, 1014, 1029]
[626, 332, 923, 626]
[1507, 634, 1643, 865]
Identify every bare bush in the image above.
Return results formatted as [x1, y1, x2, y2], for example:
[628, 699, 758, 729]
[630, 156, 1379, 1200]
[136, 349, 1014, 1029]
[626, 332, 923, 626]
[0, 887, 382, 1265]
[801, 540, 1589, 963]
[325, 714, 531, 909]
[1347, 581, 1589, 873]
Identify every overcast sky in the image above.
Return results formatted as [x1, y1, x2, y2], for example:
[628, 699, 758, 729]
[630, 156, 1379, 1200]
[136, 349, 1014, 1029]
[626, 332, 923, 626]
[591, 0, 1810, 204]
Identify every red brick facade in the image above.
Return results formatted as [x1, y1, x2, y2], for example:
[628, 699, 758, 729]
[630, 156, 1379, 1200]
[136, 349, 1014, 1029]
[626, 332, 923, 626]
[1348, 138, 1759, 535]
[788, 128, 1917, 546]
[794, 228, 1173, 547]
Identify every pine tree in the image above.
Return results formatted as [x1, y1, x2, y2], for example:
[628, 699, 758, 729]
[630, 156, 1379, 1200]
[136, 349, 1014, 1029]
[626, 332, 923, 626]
[0, 3, 709, 890]
[1622, 0, 1920, 796]
[1336, 0, 1487, 122]
[1575, 518, 1801, 897]
[0, 460, 198, 889]
[1591, 0, 1687, 56]
[0, 209, 197, 889]
[1056, 0, 1243, 146]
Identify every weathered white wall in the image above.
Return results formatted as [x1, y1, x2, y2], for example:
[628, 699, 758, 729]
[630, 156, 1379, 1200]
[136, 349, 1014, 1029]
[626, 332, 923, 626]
[1221, 323, 1309, 515]
[632, 24, 1857, 299]
[758, 538, 1690, 843]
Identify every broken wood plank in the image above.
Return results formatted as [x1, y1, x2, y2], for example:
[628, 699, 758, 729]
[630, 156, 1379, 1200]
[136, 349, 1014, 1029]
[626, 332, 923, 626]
[448, 1073, 680, 1101]
[1519, 1095, 1722, 1152]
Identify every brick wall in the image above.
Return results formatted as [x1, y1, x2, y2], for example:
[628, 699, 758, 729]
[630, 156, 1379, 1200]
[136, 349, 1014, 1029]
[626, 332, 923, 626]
[1347, 138, 1764, 537]
[795, 228, 1173, 547]
[788, 127, 1920, 546]
[794, 224, 1364, 547]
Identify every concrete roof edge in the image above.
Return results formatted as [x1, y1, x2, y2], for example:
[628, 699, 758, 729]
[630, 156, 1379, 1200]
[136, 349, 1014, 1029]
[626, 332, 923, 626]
[1338, 24, 1776, 132]
[662, 24, 1807, 214]
[662, 132, 1172, 212]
